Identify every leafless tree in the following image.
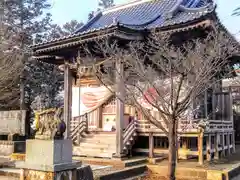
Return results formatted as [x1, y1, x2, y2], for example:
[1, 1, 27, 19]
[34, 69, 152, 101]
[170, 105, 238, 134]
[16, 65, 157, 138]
[81, 30, 237, 180]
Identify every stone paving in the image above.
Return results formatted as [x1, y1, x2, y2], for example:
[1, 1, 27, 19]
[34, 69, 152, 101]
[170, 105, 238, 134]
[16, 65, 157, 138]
[0, 163, 114, 179]
[0, 176, 18, 180]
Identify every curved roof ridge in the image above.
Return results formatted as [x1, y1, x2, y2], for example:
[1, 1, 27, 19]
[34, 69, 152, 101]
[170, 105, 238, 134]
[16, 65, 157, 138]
[164, 0, 184, 19]
[119, 14, 162, 27]
[117, 0, 183, 27]
[179, 1, 215, 12]
[102, 0, 152, 15]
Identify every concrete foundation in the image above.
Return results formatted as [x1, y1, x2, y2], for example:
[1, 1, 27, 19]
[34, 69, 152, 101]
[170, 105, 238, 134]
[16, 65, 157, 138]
[16, 139, 81, 180]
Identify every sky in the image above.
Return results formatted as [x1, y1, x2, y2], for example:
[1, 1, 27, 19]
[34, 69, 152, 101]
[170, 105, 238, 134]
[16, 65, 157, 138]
[50, 0, 240, 39]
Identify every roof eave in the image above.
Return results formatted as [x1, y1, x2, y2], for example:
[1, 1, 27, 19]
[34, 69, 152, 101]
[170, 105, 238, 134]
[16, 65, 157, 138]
[31, 26, 118, 53]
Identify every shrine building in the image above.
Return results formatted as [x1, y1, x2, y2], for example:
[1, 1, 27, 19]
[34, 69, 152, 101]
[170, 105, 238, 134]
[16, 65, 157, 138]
[30, 0, 239, 164]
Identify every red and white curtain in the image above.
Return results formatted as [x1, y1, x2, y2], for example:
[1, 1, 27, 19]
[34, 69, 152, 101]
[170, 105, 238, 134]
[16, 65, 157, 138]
[72, 86, 113, 117]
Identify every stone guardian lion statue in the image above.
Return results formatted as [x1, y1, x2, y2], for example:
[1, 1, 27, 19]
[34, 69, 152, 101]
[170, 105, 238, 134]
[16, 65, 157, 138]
[33, 108, 66, 140]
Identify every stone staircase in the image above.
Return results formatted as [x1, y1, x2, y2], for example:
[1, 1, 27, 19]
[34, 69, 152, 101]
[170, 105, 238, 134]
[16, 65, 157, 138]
[73, 132, 116, 158]
[71, 113, 138, 158]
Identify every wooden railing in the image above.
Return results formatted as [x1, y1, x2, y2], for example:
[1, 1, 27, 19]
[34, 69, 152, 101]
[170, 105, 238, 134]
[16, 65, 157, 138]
[70, 114, 88, 144]
[135, 119, 234, 134]
[123, 120, 137, 154]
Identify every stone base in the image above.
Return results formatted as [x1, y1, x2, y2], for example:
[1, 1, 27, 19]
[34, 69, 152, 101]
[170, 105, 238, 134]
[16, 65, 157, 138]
[0, 141, 25, 156]
[25, 139, 72, 166]
[16, 139, 82, 180]
[11, 153, 25, 161]
[112, 153, 127, 160]
[20, 168, 77, 180]
[16, 160, 81, 172]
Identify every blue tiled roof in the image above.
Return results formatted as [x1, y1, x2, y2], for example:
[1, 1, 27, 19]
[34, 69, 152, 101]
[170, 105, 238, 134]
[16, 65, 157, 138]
[76, 0, 214, 34]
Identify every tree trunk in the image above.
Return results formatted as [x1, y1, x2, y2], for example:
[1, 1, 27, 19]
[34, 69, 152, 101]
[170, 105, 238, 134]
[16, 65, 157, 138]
[168, 122, 177, 180]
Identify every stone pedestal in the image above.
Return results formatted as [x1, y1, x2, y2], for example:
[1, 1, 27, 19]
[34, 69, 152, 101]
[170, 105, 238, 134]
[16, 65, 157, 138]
[0, 140, 25, 156]
[16, 139, 81, 180]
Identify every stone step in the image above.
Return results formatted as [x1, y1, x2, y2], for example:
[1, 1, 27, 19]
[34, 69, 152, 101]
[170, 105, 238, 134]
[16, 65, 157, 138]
[84, 136, 116, 140]
[81, 133, 116, 138]
[80, 138, 116, 144]
[74, 146, 116, 153]
[73, 131, 117, 158]
[79, 142, 116, 149]
[96, 164, 147, 180]
[73, 148, 114, 158]
[91, 131, 116, 135]
[124, 158, 148, 168]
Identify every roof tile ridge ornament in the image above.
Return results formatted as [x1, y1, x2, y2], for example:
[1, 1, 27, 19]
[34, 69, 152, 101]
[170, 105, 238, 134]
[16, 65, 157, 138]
[163, 0, 184, 20]
[102, 0, 153, 15]
[112, 17, 118, 24]
[179, 0, 215, 13]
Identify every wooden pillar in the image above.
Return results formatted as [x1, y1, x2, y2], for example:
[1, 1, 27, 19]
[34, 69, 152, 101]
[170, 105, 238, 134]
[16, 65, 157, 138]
[232, 132, 236, 153]
[114, 59, 124, 158]
[206, 134, 212, 161]
[182, 137, 187, 149]
[212, 92, 216, 120]
[78, 87, 81, 116]
[198, 130, 204, 165]
[77, 84, 81, 144]
[221, 94, 225, 121]
[229, 92, 235, 153]
[229, 91, 233, 123]
[64, 63, 72, 139]
[214, 133, 219, 160]
[149, 132, 154, 158]
[227, 133, 231, 155]
[221, 133, 226, 157]
[98, 107, 103, 129]
[204, 90, 208, 118]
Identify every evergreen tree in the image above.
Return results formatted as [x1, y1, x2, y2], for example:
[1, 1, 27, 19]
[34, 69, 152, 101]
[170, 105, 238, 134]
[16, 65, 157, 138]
[4, 0, 52, 44]
[98, 0, 114, 9]
[46, 20, 83, 40]
[88, 0, 114, 20]
[3, 0, 63, 112]
[88, 11, 95, 20]
[0, 16, 26, 109]
[233, 7, 240, 16]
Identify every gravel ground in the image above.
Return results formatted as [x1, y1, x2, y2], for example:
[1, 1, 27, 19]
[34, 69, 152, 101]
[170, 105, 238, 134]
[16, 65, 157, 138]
[0, 176, 18, 180]
[136, 175, 207, 180]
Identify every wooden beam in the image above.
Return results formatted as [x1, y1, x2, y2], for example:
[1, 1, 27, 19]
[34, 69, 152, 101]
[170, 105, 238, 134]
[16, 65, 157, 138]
[229, 92, 234, 129]
[214, 133, 219, 160]
[232, 132, 236, 153]
[64, 63, 73, 139]
[221, 133, 226, 157]
[182, 137, 188, 149]
[74, 77, 100, 87]
[198, 131, 204, 165]
[204, 90, 208, 118]
[227, 133, 231, 155]
[221, 94, 225, 121]
[77, 86, 81, 144]
[206, 134, 212, 161]
[98, 106, 103, 129]
[212, 92, 216, 120]
[149, 132, 154, 158]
